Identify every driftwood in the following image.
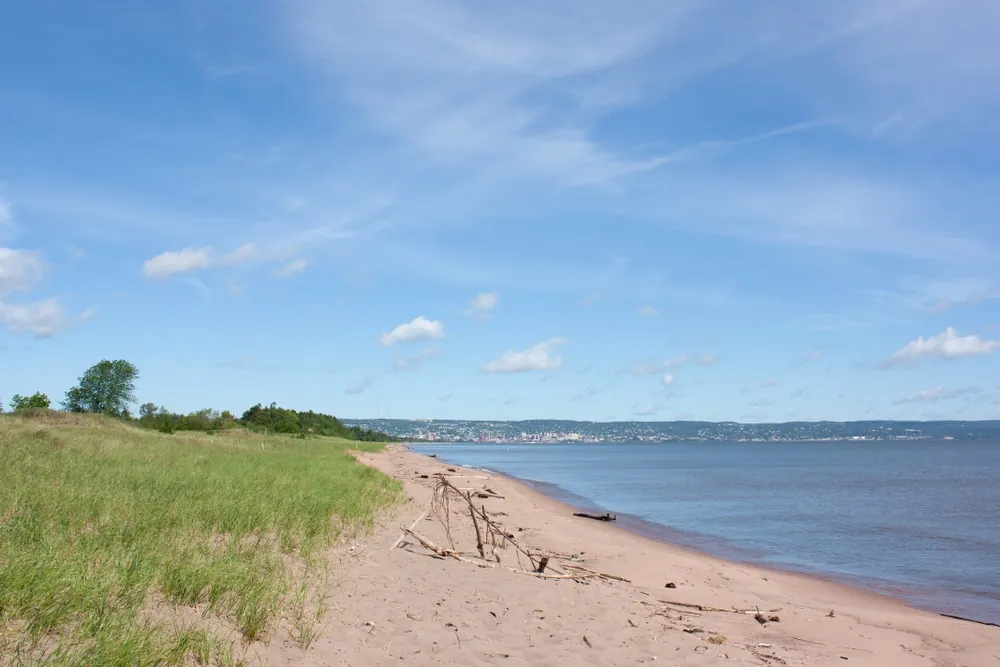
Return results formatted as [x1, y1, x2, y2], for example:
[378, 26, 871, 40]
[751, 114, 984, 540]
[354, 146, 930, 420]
[396, 476, 631, 584]
[573, 512, 616, 522]
[658, 599, 781, 624]
[390, 485, 442, 551]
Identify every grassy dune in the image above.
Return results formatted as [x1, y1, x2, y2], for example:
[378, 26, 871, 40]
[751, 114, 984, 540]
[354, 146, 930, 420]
[0, 412, 402, 665]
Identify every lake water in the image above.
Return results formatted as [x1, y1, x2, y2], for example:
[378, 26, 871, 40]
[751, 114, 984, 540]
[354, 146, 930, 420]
[410, 440, 1000, 624]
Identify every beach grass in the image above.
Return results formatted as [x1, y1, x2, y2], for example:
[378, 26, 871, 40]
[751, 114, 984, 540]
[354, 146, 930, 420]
[0, 412, 402, 664]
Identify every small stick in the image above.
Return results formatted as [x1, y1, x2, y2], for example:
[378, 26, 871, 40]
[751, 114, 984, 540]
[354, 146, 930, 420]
[390, 486, 440, 550]
[469, 502, 485, 558]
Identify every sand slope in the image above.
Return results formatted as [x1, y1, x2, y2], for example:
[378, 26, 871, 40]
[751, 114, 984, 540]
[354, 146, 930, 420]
[266, 446, 1000, 667]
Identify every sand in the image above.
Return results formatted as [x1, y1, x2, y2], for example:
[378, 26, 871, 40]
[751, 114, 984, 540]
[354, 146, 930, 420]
[265, 445, 1000, 666]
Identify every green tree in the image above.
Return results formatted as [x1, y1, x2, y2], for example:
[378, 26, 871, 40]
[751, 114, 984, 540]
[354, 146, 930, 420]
[10, 392, 51, 411]
[63, 360, 139, 417]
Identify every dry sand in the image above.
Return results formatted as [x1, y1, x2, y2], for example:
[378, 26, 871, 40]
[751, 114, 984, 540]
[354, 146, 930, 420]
[265, 445, 1000, 666]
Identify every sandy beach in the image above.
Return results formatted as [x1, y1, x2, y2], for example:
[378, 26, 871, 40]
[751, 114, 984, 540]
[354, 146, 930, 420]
[266, 445, 1000, 666]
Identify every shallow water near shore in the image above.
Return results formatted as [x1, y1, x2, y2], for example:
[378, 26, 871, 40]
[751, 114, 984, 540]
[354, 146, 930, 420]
[410, 439, 1000, 625]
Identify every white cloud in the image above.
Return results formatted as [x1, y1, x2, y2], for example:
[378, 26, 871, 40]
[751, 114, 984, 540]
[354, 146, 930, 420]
[142, 243, 268, 279]
[0, 298, 67, 337]
[629, 355, 688, 376]
[894, 386, 982, 404]
[143, 247, 211, 278]
[697, 353, 718, 366]
[0, 248, 47, 295]
[0, 199, 12, 235]
[345, 374, 376, 395]
[633, 404, 659, 417]
[484, 337, 565, 373]
[638, 305, 659, 317]
[466, 291, 499, 321]
[886, 327, 1000, 367]
[662, 373, 675, 386]
[379, 316, 446, 346]
[77, 308, 97, 323]
[274, 258, 310, 278]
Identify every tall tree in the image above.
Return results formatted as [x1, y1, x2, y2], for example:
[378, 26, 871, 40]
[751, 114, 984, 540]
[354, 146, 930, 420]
[63, 360, 139, 417]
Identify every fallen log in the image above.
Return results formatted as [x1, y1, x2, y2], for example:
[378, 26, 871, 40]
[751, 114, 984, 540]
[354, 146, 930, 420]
[573, 512, 616, 522]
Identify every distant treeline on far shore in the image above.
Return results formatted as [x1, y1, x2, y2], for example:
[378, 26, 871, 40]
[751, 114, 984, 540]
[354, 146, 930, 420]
[2, 358, 394, 443]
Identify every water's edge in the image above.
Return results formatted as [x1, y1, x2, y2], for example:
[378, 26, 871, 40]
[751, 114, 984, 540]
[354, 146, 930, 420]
[408, 444, 999, 627]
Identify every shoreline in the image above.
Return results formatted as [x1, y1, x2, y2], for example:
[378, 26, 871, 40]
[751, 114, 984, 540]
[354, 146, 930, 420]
[313, 444, 1000, 666]
[408, 442, 1000, 627]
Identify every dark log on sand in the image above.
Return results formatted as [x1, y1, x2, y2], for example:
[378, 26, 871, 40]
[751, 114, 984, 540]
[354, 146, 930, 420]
[573, 512, 616, 522]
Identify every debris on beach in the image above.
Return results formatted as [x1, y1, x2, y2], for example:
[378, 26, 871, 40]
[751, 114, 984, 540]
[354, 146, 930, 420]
[573, 511, 617, 522]
[392, 475, 630, 584]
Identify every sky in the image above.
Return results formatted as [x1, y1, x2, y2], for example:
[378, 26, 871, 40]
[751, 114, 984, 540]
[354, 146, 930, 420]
[2, 0, 1000, 422]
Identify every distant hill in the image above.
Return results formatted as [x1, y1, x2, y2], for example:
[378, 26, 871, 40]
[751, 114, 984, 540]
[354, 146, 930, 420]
[343, 418, 1000, 443]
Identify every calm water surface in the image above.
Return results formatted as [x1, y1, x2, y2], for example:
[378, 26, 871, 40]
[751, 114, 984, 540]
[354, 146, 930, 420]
[410, 440, 1000, 624]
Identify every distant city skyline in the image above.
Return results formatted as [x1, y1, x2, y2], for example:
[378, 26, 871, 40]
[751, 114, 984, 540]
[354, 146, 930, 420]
[2, 1, 999, 422]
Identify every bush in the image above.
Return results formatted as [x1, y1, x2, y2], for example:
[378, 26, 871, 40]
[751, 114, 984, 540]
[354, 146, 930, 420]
[9, 392, 51, 411]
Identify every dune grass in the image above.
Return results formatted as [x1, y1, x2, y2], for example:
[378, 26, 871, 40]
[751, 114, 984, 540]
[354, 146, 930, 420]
[0, 412, 402, 664]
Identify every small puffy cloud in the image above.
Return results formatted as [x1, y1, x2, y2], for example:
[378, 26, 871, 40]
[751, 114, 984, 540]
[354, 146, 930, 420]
[580, 291, 602, 308]
[633, 404, 659, 417]
[345, 374, 376, 395]
[662, 373, 675, 386]
[894, 386, 981, 404]
[629, 355, 688, 376]
[380, 316, 446, 346]
[466, 292, 499, 320]
[143, 247, 211, 278]
[0, 248, 47, 295]
[484, 338, 565, 373]
[697, 353, 718, 366]
[886, 327, 999, 367]
[0, 298, 66, 337]
[274, 258, 310, 278]
[638, 305, 659, 317]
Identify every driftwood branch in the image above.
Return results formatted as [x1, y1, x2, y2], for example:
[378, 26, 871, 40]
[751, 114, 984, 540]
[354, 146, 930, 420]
[469, 502, 485, 558]
[573, 512, 616, 522]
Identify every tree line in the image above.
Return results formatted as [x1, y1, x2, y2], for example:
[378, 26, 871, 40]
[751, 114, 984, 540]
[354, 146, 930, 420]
[3, 359, 394, 442]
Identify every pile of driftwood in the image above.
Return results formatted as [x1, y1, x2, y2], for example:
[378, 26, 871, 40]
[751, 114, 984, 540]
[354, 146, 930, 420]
[391, 475, 629, 583]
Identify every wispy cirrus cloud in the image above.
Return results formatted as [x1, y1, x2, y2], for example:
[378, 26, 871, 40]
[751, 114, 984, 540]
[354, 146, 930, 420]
[894, 386, 982, 405]
[628, 355, 688, 376]
[345, 374, 376, 395]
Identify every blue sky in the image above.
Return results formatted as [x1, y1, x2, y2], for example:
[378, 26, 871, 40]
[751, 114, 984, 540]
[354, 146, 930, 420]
[2, 0, 999, 422]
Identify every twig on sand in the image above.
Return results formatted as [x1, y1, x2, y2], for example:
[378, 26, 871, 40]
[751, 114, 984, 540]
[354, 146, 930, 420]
[390, 485, 442, 551]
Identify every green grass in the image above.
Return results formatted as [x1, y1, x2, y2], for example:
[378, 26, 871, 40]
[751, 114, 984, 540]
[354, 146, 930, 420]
[0, 412, 402, 664]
